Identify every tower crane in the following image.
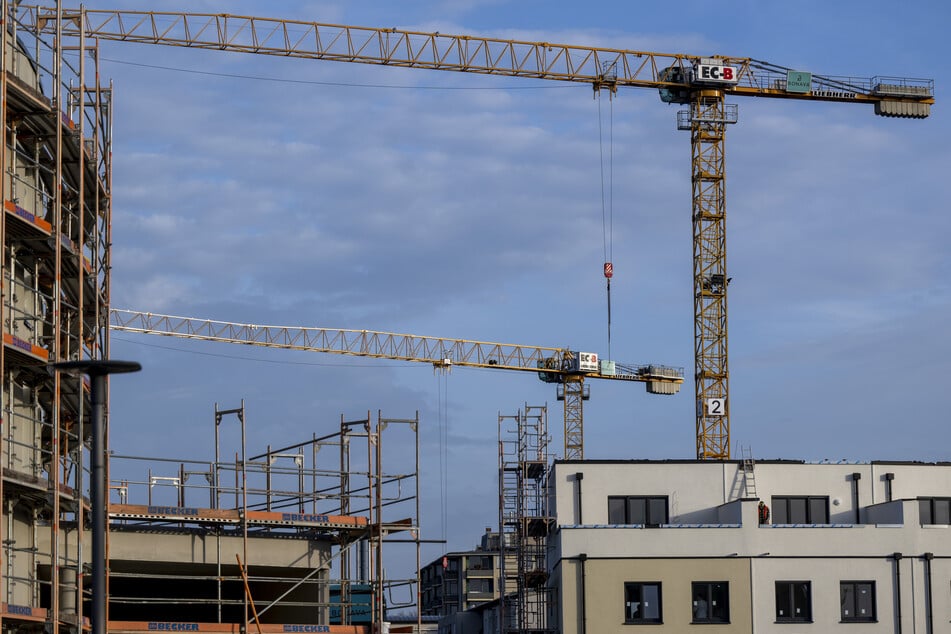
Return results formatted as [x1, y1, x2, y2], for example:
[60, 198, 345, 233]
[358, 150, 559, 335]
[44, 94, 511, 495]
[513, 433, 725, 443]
[109, 309, 684, 459]
[34, 8, 934, 460]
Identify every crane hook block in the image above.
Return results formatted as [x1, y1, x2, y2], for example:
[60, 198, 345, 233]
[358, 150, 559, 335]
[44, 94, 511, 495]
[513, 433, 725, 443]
[603, 262, 614, 279]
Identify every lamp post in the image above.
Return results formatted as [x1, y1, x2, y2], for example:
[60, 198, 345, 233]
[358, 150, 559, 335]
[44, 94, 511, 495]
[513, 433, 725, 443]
[53, 360, 141, 634]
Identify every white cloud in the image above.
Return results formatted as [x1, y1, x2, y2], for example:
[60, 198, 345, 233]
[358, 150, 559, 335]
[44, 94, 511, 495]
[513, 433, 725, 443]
[75, 0, 951, 569]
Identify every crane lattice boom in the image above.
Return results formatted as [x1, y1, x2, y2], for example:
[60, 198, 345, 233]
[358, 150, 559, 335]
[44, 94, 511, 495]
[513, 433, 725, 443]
[109, 309, 683, 384]
[30, 9, 933, 113]
[109, 309, 684, 459]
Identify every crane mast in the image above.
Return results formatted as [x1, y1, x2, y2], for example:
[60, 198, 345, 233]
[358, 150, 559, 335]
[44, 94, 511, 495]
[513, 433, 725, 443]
[37, 8, 934, 460]
[686, 89, 733, 459]
[109, 309, 684, 459]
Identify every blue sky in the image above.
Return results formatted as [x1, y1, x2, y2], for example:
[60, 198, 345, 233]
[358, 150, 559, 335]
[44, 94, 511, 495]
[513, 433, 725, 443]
[80, 0, 950, 573]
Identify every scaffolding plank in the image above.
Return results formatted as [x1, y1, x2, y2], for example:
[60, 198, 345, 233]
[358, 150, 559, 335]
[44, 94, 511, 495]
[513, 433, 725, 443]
[246, 510, 368, 529]
[3, 332, 50, 361]
[1, 603, 48, 622]
[109, 504, 240, 523]
[107, 622, 368, 633]
[3, 70, 53, 113]
[4, 199, 52, 236]
[109, 505, 369, 529]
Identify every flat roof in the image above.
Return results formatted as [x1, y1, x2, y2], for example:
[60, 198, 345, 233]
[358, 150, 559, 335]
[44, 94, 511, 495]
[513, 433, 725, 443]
[554, 458, 951, 467]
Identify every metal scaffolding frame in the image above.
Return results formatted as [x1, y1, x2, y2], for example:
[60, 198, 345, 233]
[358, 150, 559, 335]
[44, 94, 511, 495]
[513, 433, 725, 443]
[499, 404, 555, 634]
[1, 2, 111, 632]
[105, 407, 421, 632]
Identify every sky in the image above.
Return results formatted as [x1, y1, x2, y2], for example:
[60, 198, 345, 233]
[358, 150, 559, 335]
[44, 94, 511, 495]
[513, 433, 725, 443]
[69, 0, 951, 581]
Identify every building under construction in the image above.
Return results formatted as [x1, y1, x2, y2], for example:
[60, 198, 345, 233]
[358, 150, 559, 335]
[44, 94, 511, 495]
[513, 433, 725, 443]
[105, 406, 422, 632]
[1, 4, 113, 633]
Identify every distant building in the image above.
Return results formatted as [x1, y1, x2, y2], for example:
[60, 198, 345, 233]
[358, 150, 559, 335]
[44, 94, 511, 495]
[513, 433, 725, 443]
[421, 528, 513, 618]
[547, 459, 951, 633]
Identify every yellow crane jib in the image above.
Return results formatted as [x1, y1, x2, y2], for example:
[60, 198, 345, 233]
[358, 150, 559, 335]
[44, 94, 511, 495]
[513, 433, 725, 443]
[109, 309, 683, 460]
[32, 8, 933, 115]
[109, 309, 682, 390]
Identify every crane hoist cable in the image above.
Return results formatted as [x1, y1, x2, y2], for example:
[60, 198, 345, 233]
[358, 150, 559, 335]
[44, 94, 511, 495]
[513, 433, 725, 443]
[597, 88, 615, 360]
[442, 374, 449, 547]
[435, 371, 450, 549]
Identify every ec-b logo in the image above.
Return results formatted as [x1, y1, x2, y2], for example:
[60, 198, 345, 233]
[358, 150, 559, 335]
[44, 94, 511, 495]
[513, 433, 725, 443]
[695, 64, 737, 83]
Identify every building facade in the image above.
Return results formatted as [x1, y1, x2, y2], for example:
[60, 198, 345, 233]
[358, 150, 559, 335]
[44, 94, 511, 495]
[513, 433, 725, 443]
[421, 529, 510, 618]
[548, 459, 951, 633]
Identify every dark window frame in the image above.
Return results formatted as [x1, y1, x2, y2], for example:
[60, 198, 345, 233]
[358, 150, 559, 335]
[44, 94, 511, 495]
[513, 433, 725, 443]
[445, 580, 459, 597]
[775, 580, 812, 623]
[771, 496, 830, 524]
[608, 496, 669, 526]
[624, 582, 663, 624]
[840, 580, 876, 622]
[467, 577, 493, 594]
[466, 555, 492, 571]
[691, 581, 730, 624]
[918, 497, 951, 525]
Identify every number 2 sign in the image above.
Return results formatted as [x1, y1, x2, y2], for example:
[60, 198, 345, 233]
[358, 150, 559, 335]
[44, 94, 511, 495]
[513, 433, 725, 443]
[705, 397, 726, 416]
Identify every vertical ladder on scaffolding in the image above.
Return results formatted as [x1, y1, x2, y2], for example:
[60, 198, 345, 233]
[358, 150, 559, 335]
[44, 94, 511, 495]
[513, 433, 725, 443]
[741, 446, 757, 498]
[498, 405, 556, 634]
[518, 405, 555, 633]
[499, 411, 522, 634]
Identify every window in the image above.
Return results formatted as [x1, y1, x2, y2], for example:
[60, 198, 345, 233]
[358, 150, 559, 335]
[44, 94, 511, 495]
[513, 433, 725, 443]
[691, 582, 729, 623]
[624, 582, 662, 624]
[608, 496, 668, 525]
[775, 581, 811, 622]
[467, 578, 493, 594]
[771, 496, 829, 524]
[919, 497, 951, 525]
[445, 558, 459, 578]
[840, 581, 876, 622]
[466, 555, 492, 571]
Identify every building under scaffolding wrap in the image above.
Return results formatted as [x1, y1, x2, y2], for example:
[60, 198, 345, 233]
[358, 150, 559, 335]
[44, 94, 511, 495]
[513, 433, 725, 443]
[105, 407, 422, 633]
[1, 2, 112, 633]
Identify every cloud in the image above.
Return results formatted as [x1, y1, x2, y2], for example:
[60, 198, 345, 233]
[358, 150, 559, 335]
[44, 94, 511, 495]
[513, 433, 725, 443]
[82, 1, 951, 570]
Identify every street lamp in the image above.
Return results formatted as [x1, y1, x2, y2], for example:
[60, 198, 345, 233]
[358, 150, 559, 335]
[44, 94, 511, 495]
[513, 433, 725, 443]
[53, 360, 141, 634]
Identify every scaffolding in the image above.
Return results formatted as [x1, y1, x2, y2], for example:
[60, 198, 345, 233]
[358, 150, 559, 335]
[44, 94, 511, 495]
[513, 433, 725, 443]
[106, 405, 421, 632]
[1, 2, 111, 633]
[498, 405, 555, 634]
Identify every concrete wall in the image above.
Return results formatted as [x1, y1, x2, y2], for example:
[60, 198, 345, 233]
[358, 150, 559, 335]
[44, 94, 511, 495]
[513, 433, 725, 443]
[555, 557, 751, 634]
[555, 554, 949, 633]
[109, 530, 329, 569]
[549, 460, 951, 634]
[553, 461, 951, 529]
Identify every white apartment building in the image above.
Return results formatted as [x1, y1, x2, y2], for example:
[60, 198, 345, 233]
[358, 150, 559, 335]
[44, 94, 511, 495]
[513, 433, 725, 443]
[547, 459, 951, 633]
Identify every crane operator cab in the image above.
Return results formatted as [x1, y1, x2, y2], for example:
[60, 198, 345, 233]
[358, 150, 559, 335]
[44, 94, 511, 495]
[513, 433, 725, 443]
[658, 65, 690, 104]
